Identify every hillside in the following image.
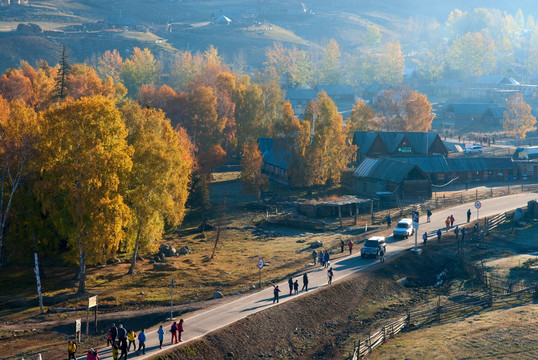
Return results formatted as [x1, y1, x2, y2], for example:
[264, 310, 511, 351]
[1, 0, 538, 72]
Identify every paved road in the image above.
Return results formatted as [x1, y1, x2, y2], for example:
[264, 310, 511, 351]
[87, 192, 537, 360]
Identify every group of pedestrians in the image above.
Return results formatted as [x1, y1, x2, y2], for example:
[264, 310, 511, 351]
[312, 249, 331, 267]
[98, 320, 184, 359]
[422, 210, 471, 246]
[277, 273, 310, 303]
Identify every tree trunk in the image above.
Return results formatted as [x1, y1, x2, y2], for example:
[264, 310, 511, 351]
[32, 231, 44, 314]
[77, 244, 86, 294]
[34, 251, 45, 314]
[128, 224, 142, 275]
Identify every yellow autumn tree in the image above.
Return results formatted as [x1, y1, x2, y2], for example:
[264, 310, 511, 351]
[0, 97, 41, 263]
[240, 140, 268, 199]
[120, 101, 194, 274]
[504, 93, 537, 142]
[346, 99, 377, 140]
[36, 96, 132, 293]
[304, 92, 352, 186]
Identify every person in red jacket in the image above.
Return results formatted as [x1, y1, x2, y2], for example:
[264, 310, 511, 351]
[170, 321, 178, 344]
[178, 318, 184, 342]
[347, 240, 354, 255]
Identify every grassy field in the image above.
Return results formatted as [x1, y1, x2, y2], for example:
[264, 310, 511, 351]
[369, 305, 538, 359]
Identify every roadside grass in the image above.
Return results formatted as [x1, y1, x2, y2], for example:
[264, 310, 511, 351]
[0, 202, 354, 323]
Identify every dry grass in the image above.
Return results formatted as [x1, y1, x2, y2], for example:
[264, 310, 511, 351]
[369, 305, 538, 359]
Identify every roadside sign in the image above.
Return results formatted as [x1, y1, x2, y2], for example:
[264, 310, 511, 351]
[475, 201, 482, 209]
[75, 319, 81, 342]
[257, 258, 264, 269]
[88, 295, 97, 309]
[87, 296, 98, 336]
[412, 211, 419, 229]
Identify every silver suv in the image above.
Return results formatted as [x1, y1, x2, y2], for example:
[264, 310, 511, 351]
[393, 218, 414, 239]
[361, 236, 386, 258]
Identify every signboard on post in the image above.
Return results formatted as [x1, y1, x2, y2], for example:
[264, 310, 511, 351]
[170, 279, 174, 320]
[475, 200, 481, 220]
[257, 258, 264, 289]
[75, 319, 81, 342]
[412, 211, 419, 229]
[87, 296, 98, 336]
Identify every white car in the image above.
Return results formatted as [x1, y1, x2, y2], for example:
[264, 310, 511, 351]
[465, 144, 483, 154]
[393, 218, 414, 239]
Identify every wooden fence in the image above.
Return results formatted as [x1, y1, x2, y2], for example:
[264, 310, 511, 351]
[351, 286, 537, 360]
[352, 211, 536, 359]
[268, 184, 538, 232]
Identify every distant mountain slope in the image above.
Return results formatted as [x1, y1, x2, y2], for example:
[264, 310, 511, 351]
[1, 0, 538, 72]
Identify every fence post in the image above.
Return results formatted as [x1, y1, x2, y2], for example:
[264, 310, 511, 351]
[488, 289, 493, 307]
[383, 326, 386, 343]
[490, 188, 493, 197]
[357, 340, 361, 359]
[370, 200, 374, 224]
[460, 194, 463, 203]
[475, 189, 478, 200]
[368, 332, 371, 353]
[508, 185, 510, 195]
[443, 194, 446, 205]
[391, 324, 394, 339]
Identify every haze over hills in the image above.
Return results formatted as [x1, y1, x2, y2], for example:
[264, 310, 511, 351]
[1, 0, 538, 74]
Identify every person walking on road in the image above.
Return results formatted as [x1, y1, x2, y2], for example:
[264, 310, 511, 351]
[386, 213, 392, 227]
[437, 229, 442, 243]
[127, 330, 136, 351]
[170, 321, 179, 344]
[108, 324, 117, 346]
[379, 247, 385, 263]
[318, 251, 324, 267]
[302, 273, 309, 291]
[327, 267, 334, 284]
[467, 209, 471, 222]
[340, 239, 345, 253]
[445, 217, 450, 231]
[288, 277, 293, 295]
[67, 340, 77, 360]
[324, 250, 330, 268]
[293, 280, 299, 295]
[118, 338, 127, 360]
[450, 215, 455, 227]
[136, 329, 146, 355]
[348, 240, 354, 255]
[454, 225, 459, 240]
[273, 285, 281, 303]
[427, 209, 432, 223]
[117, 324, 126, 344]
[312, 250, 317, 265]
[178, 319, 184, 342]
[111, 344, 118, 360]
[86, 348, 99, 360]
[423, 231, 428, 245]
[157, 325, 165, 349]
[461, 228, 467, 242]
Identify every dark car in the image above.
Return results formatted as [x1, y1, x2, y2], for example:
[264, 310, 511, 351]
[361, 236, 386, 258]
